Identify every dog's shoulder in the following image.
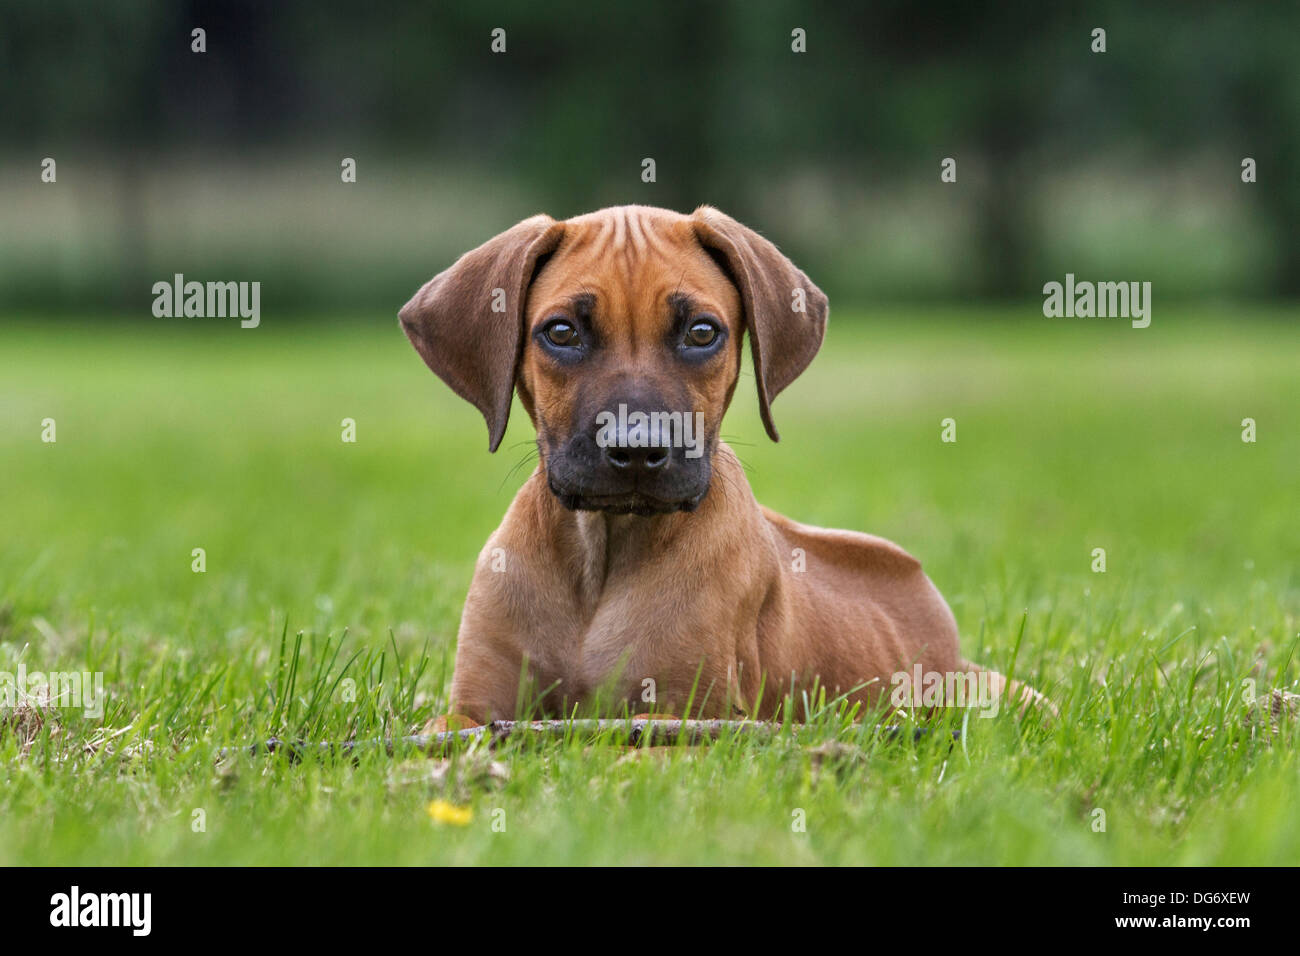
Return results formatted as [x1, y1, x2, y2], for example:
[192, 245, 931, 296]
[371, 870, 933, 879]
[760, 506, 924, 577]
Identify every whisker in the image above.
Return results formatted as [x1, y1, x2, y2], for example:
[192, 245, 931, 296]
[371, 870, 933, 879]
[498, 448, 540, 492]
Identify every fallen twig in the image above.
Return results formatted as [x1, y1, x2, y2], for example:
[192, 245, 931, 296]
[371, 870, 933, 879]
[218, 718, 958, 761]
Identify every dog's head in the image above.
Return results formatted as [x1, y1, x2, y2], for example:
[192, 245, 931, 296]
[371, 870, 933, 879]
[399, 205, 827, 516]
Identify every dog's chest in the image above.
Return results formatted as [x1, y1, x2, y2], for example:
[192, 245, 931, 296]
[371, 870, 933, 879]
[520, 555, 748, 708]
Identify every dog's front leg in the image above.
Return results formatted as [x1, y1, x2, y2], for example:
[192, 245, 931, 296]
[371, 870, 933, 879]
[427, 551, 530, 726]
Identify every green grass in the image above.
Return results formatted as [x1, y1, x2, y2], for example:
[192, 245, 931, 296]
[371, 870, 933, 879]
[0, 306, 1297, 865]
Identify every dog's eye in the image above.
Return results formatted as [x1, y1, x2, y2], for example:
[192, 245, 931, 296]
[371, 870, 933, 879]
[685, 320, 719, 348]
[543, 320, 580, 347]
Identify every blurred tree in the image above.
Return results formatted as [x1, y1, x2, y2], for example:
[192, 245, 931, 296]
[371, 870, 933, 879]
[1, 0, 1295, 307]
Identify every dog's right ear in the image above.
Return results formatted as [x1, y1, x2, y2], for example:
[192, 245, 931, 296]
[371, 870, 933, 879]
[399, 215, 566, 452]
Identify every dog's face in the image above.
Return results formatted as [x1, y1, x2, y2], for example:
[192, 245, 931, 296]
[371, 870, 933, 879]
[517, 209, 742, 514]
[400, 205, 828, 516]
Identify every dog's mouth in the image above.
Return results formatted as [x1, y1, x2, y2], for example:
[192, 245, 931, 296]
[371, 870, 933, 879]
[546, 480, 707, 516]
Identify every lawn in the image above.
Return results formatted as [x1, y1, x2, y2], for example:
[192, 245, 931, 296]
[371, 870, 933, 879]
[0, 307, 1296, 865]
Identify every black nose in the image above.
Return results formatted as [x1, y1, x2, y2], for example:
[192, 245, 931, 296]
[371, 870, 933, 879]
[603, 444, 670, 473]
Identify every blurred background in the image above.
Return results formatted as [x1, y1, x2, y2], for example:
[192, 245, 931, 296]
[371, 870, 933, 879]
[3, 1, 1300, 870]
[3, 0, 1299, 314]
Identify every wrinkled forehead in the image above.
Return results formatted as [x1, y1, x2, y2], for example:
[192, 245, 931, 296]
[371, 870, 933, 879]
[526, 207, 741, 328]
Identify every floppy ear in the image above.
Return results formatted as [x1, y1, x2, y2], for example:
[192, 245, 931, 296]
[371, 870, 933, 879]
[399, 215, 566, 452]
[691, 206, 828, 442]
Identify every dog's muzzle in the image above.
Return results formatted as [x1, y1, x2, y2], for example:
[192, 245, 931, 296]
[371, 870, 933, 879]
[543, 412, 713, 516]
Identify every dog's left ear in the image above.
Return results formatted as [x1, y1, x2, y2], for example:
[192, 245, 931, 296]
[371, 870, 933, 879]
[399, 214, 566, 452]
[691, 206, 828, 441]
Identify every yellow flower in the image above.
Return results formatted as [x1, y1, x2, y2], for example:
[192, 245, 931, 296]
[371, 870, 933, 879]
[426, 800, 472, 826]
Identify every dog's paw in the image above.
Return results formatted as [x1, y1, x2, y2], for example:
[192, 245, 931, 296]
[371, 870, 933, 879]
[422, 713, 482, 735]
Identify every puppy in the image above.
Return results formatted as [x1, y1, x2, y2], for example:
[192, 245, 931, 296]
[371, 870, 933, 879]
[401, 205, 1046, 724]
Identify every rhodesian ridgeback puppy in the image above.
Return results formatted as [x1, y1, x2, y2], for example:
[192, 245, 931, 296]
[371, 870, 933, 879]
[400, 205, 1047, 725]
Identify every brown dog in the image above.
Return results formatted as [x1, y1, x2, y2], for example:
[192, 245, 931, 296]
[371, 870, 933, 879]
[401, 205, 1042, 724]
